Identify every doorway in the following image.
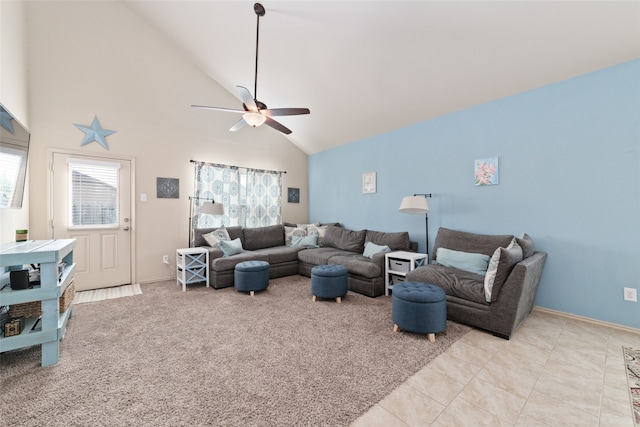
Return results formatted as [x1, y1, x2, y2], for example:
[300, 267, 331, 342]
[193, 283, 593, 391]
[50, 151, 134, 291]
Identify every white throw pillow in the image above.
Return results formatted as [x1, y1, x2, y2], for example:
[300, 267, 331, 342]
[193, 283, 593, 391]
[296, 222, 320, 231]
[203, 227, 230, 247]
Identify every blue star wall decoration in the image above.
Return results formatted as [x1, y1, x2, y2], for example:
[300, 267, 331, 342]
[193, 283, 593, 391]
[0, 106, 15, 134]
[73, 116, 116, 149]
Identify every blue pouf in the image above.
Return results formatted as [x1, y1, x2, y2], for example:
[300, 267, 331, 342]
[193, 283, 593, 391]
[311, 264, 349, 303]
[234, 260, 270, 296]
[392, 282, 446, 342]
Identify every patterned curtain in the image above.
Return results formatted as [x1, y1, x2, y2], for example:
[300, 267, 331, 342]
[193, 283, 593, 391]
[193, 163, 283, 236]
[193, 164, 241, 230]
[245, 169, 282, 227]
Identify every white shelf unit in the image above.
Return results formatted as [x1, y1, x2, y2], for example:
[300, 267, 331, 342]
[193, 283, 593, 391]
[176, 247, 209, 291]
[385, 251, 428, 296]
[0, 239, 76, 367]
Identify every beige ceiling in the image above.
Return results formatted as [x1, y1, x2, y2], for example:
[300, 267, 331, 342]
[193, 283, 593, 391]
[122, 1, 640, 155]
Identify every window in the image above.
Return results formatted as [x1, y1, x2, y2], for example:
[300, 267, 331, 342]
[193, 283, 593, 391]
[67, 158, 120, 227]
[193, 162, 282, 229]
[0, 104, 30, 208]
[0, 145, 27, 208]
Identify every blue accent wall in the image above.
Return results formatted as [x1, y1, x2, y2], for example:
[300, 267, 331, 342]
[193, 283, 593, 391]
[309, 59, 640, 329]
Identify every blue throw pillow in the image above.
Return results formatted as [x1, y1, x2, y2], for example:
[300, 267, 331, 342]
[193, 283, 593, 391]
[363, 241, 391, 259]
[435, 247, 491, 276]
[291, 234, 318, 247]
[219, 238, 243, 257]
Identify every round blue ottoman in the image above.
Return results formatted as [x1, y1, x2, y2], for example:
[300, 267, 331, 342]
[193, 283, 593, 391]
[234, 260, 270, 296]
[392, 282, 446, 342]
[311, 264, 348, 303]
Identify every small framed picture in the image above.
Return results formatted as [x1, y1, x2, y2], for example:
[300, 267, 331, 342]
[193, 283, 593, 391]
[287, 187, 300, 203]
[157, 177, 180, 198]
[474, 157, 499, 186]
[362, 172, 376, 194]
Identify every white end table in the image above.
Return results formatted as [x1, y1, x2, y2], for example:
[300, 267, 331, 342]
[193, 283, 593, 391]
[385, 251, 428, 296]
[176, 247, 209, 291]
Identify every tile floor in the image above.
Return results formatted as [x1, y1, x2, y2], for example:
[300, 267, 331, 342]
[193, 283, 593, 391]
[351, 309, 639, 427]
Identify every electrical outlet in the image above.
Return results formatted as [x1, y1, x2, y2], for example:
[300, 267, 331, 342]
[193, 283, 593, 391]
[624, 287, 637, 302]
[162, 255, 169, 264]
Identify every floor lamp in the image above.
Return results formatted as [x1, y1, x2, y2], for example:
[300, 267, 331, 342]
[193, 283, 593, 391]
[399, 193, 432, 256]
[189, 196, 224, 247]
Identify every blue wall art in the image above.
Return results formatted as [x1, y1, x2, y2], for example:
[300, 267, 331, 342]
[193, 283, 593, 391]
[73, 116, 116, 149]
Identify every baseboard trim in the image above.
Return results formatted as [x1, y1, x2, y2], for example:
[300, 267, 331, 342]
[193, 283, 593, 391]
[138, 277, 174, 285]
[533, 306, 640, 335]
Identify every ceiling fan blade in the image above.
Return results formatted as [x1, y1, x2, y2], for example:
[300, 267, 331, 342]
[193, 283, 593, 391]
[229, 118, 247, 132]
[236, 86, 259, 112]
[262, 108, 310, 117]
[264, 117, 292, 135]
[191, 105, 245, 114]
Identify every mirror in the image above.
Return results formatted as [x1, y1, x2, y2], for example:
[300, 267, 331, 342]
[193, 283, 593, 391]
[0, 104, 30, 208]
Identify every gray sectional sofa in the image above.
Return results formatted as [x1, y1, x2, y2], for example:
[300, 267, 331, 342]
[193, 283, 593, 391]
[297, 226, 417, 297]
[193, 224, 417, 297]
[194, 224, 547, 338]
[405, 227, 547, 339]
[193, 225, 300, 289]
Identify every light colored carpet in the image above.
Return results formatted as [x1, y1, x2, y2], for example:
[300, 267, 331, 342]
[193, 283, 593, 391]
[73, 283, 142, 304]
[0, 275, 470, 426]
[624, 346, 640, 425]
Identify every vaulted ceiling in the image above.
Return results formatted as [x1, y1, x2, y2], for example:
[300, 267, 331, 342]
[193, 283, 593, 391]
[122, 1, 640, 155]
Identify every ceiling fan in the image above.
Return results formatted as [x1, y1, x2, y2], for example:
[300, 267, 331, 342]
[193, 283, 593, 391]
[192, 3, 310, 135]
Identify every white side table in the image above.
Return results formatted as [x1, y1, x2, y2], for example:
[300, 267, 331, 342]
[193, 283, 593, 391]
[385, 251, 428, 296]
[176, 247, 209, 291]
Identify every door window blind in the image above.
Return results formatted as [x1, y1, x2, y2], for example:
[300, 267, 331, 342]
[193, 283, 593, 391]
[67, 158, 120, 227]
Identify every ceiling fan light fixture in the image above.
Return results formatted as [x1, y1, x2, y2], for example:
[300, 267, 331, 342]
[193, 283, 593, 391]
[243, 112, 266, 127]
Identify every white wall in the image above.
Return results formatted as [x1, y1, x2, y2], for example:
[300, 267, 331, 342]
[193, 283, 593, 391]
[26, 1, 308, 283]
[0, 1, 30, 244]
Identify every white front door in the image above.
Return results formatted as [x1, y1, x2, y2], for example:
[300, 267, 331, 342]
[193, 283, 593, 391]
[51, 152, 132, 291]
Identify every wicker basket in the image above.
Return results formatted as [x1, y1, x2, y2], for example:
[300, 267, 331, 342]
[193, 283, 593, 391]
[8, 300, 41, 318]
[59, 280, 75, 313]
[8, 280, 76, 318]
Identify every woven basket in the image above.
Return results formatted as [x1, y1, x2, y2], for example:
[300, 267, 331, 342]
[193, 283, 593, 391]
[59, 280, 75, 313]
[8, 280, 76, 318]
[8, 301, 41, 318]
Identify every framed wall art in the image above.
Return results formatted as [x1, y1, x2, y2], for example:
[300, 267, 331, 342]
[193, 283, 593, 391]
[287, 187, 300, 203]
[474, 157, 499, 186]
[362, 172, 376, 194]
[157, 177, 180, 198]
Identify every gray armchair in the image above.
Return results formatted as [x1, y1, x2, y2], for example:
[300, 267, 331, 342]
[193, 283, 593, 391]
[405, 227, 547, 339]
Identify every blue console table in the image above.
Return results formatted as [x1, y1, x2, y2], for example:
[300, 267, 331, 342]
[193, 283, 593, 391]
[0, 239, 76, 366]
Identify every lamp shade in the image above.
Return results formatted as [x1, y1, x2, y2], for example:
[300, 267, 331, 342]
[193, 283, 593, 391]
[243, 112, 266, 127]
[200, 202, 224, 215]
[399, 195, 429, 214]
